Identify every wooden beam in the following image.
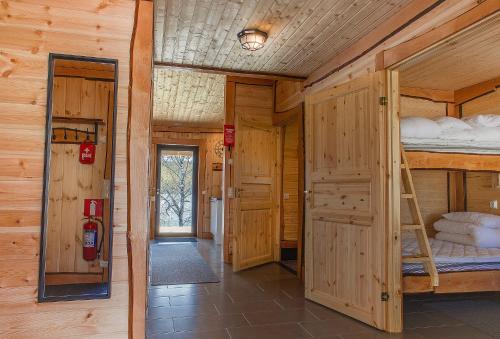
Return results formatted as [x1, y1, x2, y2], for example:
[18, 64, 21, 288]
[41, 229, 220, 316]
[454, 76, 500, 105]
[404, 270, 500, 293]
[379, 0, 500, 69]
[154, 62, 305, 82]
[128, 1, 153, 338]
[400, 87, 454, 103]
[406, 151, 500, 172]
[272, 104, 302, 126]
[152, 122, 223, 133]
[305, 0, 442, 88]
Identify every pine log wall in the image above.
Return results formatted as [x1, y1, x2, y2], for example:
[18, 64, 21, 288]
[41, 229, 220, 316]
[0, 1, 134, 337]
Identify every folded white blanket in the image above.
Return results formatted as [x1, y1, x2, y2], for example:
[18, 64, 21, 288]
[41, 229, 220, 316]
[433, 218, 476, 235]
[435, 227, 500, 248]
[443, 212, 500, 229]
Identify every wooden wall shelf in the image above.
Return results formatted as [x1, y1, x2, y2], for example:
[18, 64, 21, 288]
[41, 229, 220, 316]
[52, 116, 105, 125]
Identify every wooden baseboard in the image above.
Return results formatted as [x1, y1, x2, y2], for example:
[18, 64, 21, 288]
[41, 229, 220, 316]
[403, 270, 500, 294]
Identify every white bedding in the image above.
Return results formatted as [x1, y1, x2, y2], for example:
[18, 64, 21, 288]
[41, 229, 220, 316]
[402, 237, 500, 264]
[401, 115, 500, 154]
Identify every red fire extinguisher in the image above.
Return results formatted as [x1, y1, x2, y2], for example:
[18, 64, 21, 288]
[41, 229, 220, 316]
[83, 217, 104, 261]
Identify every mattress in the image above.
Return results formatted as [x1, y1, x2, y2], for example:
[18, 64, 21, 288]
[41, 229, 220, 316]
[403, 237, 500, 263]
[402, 138, 500, 155]
[403, 237, 500, 275]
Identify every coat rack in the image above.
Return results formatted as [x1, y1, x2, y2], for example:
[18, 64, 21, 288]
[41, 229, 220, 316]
[51, 116, 104, 145]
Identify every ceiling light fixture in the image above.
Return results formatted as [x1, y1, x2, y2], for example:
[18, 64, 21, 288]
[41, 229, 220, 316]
[237, 29, 268, 51]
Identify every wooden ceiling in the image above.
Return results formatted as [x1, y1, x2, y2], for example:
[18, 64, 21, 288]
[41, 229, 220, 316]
[154, 0, 413, 77]
[153, 68, 225, 127]
[399, 14, 500, 91]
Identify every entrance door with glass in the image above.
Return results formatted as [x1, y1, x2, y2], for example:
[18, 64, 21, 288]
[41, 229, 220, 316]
[155, 145, 198, 237]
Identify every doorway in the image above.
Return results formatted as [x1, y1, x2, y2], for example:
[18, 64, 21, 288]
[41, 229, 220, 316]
[155, 145, 199, 237]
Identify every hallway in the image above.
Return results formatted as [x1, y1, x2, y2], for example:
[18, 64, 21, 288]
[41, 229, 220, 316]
[146, 241, 499, 338]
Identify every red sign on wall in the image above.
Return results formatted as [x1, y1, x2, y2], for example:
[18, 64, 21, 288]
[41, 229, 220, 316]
[84, 199, 103, 217]
[79, 142, 96, 164]
[224, 124, 235, 147]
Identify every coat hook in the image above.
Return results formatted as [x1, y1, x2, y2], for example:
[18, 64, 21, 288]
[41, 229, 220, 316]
[86, 128, 90, 141]
[64, 128, 67, 140]
[52, 129, 56, 140]
[75, 128, 79, 140]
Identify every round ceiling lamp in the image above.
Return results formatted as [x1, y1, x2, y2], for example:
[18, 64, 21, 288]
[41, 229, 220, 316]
[237, 29, 268, 51]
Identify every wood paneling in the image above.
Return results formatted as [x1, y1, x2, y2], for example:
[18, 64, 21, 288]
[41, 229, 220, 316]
[399, 13, 500, 91]
[150, 131, 223, 239]
[275, 80, 304, 113]
[0, 0, 134, 337]
[153, 68, 225, 127]
[462, 90, 500, 116]
[466, 172, 500, 216]
[282, 117, 299, 242]
[400, 96, 447, 118]
[46, 76, 111, 275]
[154, 0, 412, 77]
[304, 72, 389, 330]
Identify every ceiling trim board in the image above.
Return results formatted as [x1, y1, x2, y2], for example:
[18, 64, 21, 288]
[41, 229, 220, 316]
[154, 62, 306, 82]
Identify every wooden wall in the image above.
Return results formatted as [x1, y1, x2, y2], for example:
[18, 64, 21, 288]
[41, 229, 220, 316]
[0, 1, 134, 337]
[46, 76, 112, 276]
[150, 131, 223, 239]
[282, 117, 299, 242]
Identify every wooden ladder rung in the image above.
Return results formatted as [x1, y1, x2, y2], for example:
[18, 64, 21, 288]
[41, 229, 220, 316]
[401, 224, 423, 231]
[401, 193, 413, 199]
[402, 255, 432, 264]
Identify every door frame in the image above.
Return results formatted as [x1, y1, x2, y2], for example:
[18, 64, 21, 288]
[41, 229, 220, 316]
[154, 144, 199, 238]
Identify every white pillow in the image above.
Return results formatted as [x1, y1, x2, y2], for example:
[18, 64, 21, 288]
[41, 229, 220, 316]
[443, 212, 500, 229]
[400, 117, 442, 139]
[434, 116, 472, 131]
[462, 114, 500, 128]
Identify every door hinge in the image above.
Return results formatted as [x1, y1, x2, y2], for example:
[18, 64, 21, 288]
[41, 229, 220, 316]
[381, 292, 389, 301]
[379, 96, 388, 106]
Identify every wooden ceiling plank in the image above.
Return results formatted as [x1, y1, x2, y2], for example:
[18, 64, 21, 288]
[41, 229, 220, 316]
[181, 0, 213, 65]
[281, 0, 388, 73]
[172, 0, 198, 64]
[212, 0, 270, 69]
[200, 1, 245, 67]
[254, 0, 343, 76]
[225, 0, 302, 71]
[153, 0, 166, 60]
[290, 1, 407, 74]
[192, 0, 226, 65]
[161, 0, 181, 62]
[246, 0, 323, 72]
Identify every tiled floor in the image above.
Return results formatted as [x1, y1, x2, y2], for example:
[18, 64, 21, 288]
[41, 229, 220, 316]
[146, 240, 499, 338]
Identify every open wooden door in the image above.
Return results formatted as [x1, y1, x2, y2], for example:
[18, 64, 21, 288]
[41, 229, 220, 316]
[231, 80, 279, 272]
[304, 72, 391, 330]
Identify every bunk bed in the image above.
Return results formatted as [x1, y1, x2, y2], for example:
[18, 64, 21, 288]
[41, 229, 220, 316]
[400, 121, 500, 293]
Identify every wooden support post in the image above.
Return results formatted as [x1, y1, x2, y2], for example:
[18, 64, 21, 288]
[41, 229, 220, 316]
[128, 0, 153, 338]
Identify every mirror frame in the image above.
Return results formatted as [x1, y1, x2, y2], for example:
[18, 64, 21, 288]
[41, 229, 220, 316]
[38, 53, 119, 302]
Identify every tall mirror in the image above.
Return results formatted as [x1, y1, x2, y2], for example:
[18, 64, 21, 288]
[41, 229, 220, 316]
[39, 54, 118, 301]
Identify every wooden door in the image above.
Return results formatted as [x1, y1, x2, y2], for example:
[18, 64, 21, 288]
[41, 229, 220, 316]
[304, 72, 389, 330]
[232, 82, 278, 272]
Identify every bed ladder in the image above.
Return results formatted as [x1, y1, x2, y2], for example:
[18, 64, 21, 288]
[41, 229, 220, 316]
[400, 146, 439, 287]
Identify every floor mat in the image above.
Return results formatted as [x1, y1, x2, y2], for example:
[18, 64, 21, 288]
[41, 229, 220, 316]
[150, 243, 219, 286]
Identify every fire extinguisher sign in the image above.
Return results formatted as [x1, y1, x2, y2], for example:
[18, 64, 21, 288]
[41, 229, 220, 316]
[84, 199, 103, 217]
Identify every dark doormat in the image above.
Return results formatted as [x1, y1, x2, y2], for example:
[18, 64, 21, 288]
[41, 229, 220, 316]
[154, 237, 198, 243]
[150, 243, 219, 286]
